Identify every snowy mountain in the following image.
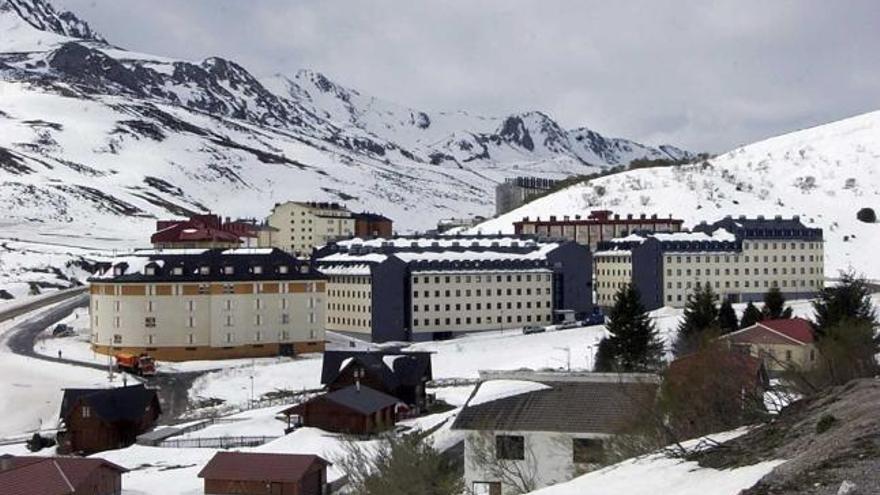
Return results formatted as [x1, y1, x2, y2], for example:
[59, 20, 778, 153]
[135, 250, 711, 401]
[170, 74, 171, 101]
[474, 110, 880, 279]
[0, 0, 693, 295]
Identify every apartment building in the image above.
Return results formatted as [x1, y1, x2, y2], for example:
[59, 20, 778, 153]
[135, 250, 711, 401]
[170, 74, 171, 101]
[315, 235, 592, 342]
[495, 177, 560, 215]
[514, 210, 684, 251]
[89, 248, 326, 361]
[594, 215, 824, 310]
[266, 201, 394, 256]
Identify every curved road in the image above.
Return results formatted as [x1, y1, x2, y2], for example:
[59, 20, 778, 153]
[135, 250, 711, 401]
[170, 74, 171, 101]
[2, 292, 202, 420]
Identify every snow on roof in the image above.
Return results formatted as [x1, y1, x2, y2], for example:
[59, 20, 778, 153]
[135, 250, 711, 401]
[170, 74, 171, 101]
[132, 248, 209, 256]
[319, 264, 373, 276]
[221, 248, 275, 255]
[382, 355, 404, 370]
[467, 380, 552, 407]
[336, 236, 543, 250]
[93, 256, 155, 279]
[318, 252, 388, 264]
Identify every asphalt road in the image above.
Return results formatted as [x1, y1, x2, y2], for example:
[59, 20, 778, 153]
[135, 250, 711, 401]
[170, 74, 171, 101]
[2, 292, 202, 420]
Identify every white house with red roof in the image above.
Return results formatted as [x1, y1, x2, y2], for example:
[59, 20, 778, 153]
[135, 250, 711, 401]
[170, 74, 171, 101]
[720, 317, 818, 372]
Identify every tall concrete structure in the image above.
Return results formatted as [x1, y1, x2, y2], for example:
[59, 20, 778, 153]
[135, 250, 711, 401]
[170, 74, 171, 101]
[495, 177, 560, 216]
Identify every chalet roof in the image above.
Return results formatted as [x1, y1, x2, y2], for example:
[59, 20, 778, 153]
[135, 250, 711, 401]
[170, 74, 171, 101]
[723, 318, 815, 346]
[0, 456, 127, 495]
[452, 378, 658, 434]
[321, 350, 433, 389]
[668, 350, 767, 384]
[198, 452, 329, 483]
[89, 248, 323, 283]
[60, 385, 160, 423]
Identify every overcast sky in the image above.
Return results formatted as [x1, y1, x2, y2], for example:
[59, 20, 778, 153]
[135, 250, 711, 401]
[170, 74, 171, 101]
[54, 0, 880, 152]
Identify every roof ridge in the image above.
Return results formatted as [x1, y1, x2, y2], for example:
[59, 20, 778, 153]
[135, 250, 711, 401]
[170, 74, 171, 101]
[52, 460, 76, 493]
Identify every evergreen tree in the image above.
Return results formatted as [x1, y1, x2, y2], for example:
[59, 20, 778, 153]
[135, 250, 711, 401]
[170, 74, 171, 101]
[740, 301, 763, 329]
[813, 271, 878, 339]
[673, 283, 719, 356]
[593, 337, 617, 372]
[718, 299, 738, 334]
[761, 287, 792, 319]
[595, 284, 664, 372]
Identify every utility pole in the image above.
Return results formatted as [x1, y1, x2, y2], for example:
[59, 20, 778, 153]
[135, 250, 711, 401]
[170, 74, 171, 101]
[554, 346, 571, 372]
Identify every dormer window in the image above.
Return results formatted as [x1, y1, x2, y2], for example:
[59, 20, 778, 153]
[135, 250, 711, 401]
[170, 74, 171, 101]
[199, 266, 210, 275]
[223, 266, 234, 275]
[173, 267, 183, 276]
[253, 265, 263, 275]
[145, 266, 156, 276]
[114, 266, 124, 276]
[300, 266, 309, 274]
[278, 265, 289, 274]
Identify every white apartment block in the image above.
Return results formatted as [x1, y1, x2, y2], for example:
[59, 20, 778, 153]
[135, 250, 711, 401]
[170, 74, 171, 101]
[594, 215, 824, 309]
[267, 201, 355, 256]
[89, 248, 326, 361]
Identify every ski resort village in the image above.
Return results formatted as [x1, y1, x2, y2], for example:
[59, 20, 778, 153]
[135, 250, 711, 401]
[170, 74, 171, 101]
[1, 1, 880, 494]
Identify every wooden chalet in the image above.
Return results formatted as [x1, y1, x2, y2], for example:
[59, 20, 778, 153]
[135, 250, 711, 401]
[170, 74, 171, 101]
[283, 384, 400, 435]
[198, 452, 329, 495]
[57, 385, 161, 455]
[321, 350, 433, 411]
[0, 455, 127, 495]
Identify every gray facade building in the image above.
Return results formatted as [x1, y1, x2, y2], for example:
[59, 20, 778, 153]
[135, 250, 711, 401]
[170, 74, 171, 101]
[315, 235, 592, 342]
[594, 215, 824, 310]
[495, 177, 560, 216]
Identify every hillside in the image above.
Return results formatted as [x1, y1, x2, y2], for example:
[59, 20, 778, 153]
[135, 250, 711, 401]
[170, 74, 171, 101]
[0, 0, 693, 295]
[475, 110, 880, 279]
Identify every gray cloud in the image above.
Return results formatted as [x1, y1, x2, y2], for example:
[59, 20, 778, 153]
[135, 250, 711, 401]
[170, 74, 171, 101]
[54, 0, 880, 152]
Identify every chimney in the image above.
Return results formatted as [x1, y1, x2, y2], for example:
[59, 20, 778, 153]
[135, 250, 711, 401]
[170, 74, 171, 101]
[0, 455, 13, 472]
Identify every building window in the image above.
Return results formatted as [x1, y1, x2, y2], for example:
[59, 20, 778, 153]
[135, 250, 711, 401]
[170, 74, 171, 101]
[187, 316, 195, 328]
[81, 406, 91, 419]
[573, 438, 605, 464]
[113, 334, 122, 344]
[496, 435, 525, 460]
[145, 317, 156, 328]
[472, 482, 502, 495]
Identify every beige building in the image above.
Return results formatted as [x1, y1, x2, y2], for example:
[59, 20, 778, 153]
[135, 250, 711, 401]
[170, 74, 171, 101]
[315, 236, 593, 342]
[267, 201, 356, 256]
[89, 248, 326, 361]
[720, 318, 818, 373]
[594, 216, 824, 309]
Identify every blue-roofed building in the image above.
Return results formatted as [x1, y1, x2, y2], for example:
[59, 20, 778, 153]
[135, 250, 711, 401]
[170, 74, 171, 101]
[594, 215, 824, 309]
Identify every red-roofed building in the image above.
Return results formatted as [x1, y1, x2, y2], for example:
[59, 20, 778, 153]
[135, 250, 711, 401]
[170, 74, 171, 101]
[151, 214, 267, 249]
[0, 455, 127, 495]
[720, 318, 819, 373]
[198, 452, 329, 495]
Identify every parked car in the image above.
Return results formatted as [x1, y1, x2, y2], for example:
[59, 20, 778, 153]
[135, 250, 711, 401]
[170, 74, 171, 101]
[583, 308, 606, 326]
[557, 321, 581, 330]
[522, 325, 546, 335]
[52, 324, 74, 337]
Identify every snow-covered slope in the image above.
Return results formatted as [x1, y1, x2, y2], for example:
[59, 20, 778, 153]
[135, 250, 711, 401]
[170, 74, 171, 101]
[474, 111, 880, 279]
[0, 0, 692, 293]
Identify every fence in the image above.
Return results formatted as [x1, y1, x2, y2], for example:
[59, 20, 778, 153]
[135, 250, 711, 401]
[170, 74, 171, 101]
[158, 435, 279, 449]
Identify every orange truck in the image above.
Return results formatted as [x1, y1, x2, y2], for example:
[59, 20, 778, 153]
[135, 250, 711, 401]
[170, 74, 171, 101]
[115, 353, 157, 377]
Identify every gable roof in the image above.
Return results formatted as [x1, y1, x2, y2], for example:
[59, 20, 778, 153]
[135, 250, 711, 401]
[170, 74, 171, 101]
[452, 378, 658, 434]
[60, 385, 160, 422]
[198, 452, 329, 483]
[668, 350, 768, 387]
[757, 318, 815, 344]
[722, 318, 815, 346]
[321, 350, 433, 389]
[0, 456, 127, 495]
[321, 385, 401, 415]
